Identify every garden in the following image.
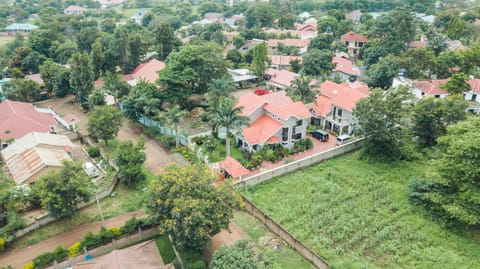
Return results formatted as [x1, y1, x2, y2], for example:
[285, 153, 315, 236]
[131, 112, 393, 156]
[241, 152, 480, 268]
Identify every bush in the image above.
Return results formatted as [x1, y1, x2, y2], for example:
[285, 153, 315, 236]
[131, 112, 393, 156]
[108, 227, 121, 237]
[143, 126, 160, 138]
[156, 134, 176, 149]
[86, 146, 100, 158]
[33, 251, 56, 268]
[200, 112, 209, 122]
[192, 136, 206, 145]
[53, 246, 68, 261]
[0, 237, 4, 252]
[120, 217, 154, 235]
[22, 262, 34, 269]
[251, 154, 263, 167]
[68, 241, 81, 257]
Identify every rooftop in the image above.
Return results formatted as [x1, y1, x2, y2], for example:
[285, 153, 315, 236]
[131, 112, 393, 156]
[265, 68, 298, 87]
[219, 156, 250, 178]
[267, 39, 310, 48]
[332, 56, 361, 77]
[341, 31, 368, 42]
[4, 23, 39, 31]
[131, 59, 166, 84]
[315, 80, 369, 112]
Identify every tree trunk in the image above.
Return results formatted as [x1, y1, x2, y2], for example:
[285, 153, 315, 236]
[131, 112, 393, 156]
[226, 127, 230, 157]
[175, 125, 180, 148]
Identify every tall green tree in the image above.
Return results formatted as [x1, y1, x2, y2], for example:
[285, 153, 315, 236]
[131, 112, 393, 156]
[286, 75, 316, 104]
[412, 96, 468, 147]
[409, 117, 480, 225]
[4, 79, 41, 103]
[88, 89, 106, 109]
[368, 55, 398, 89]
[103, 71, 130, 104]
[153, 22, 181, 60]
[397, 48, 435, 79]
[34, 161, 91, 219]
[205, 75, 236, 110]
[353, 86, 413, 160]
[159, 105, 188, 148]
[91, 40, 105, 80]
[440, 73, 471, 95]
[147, 164, 240, 251]
[302, 49, 334, 77]
[69, 52, 94, 109]
[251, 42, 268, 77]
[115, 139, 146, 187]
[87, 106, 123, 145]
[123, 81, 162, 120]
[210, 97, 249, 157]
[245, 3, 276, 28]
[39, 59, 60, 96]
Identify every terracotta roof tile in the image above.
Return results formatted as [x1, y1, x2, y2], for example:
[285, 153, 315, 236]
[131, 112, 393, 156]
[341, 31, 368, 42]
[413, 79, 449, 95]
[269, 55, 302, 66]
[314, 80, 369, 112]
[332, 56, 361, 77]
[131, 59, 166, 83]
[265, 68, 298, 87]
[242, 115, 283, 145]
[25, 74, 44, 87]
[219, 156, 250, 178]
[469, 78, 480, 93]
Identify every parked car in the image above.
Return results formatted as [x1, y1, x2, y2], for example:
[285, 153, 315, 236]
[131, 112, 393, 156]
[83, 162, 99, 178]
[311, 129, 329, 142]
[336, 134, 351, 145]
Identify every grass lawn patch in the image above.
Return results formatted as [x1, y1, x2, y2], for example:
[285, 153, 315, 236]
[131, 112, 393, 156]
[155, 235, 176, 264]
[233, 211, 314, 269]
[207, 137, 244, 163]
[241, 151, 480, 268]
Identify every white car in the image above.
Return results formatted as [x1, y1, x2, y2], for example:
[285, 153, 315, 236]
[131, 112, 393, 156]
[83, 162, 99, 178]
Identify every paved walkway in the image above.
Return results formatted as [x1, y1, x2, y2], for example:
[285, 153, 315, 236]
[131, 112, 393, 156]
[0, 210, 144, 269]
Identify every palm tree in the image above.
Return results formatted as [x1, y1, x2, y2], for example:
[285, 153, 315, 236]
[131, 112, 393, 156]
[159, 105, 189, 148]
[205, 75, 236, 110]
[286, 75, 317, 104]
[210, 97, 249, 157]
[103, 71, 121, 104]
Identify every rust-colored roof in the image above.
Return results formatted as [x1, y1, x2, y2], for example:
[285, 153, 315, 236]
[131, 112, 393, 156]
[341, 31, 368, 42]
[0, 100, 57, 141]
[267, 39, 310, 48]
[25, 74, 44, 87]
[235, 92, 265, 116]
[131, 59, 166, 83]
[265, 68, 297, 87]
[269, 55, 302, 66]
[315, 80, 369, 112]
[413, 79, 449, 95]
[332, 56, 361, 77]
[219, 156, 250, 178]
[73, 240, 165, 269]
[242, 115, 283, 145]
[308, 95, 332, 117]
[469, 78, 480, 93]
[236, 91, 311, 119]
[408, 41, 427, 48]
[64, 5, 86, 11]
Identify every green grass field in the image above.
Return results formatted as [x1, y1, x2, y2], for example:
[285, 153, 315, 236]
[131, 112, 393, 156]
[241, 152, 480, 269]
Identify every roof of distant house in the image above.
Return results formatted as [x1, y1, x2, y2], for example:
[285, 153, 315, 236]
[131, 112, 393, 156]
[413, 79, 449, 95]
[294, 22, 317, 31]
[64, 5, 87, 12]
[408, 41, 427, 48]
[345, 10, 362, 20]
[0, 100, 57, 141]
[72, 240, 165, 269]
[446, 39, 467, 51]
[1, 132, 74, 160]
[4, 23, 39, 31]
[269, 55, 302, 66]
[341, 31, 368, 42]
[219, 156, 250, 178]
[332, 56, 361, 77]
[469, 78, 480, 93]
[96, 0, 124, 5]
[25, 73, 44, 87]
[314, 80, 369, 112]
[265, 68, 298, 87]
[131, 59, 166, 84]
[267, 39, 310, 48]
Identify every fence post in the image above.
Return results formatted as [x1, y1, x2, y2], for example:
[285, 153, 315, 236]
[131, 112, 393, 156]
[138, 226, 143, 240]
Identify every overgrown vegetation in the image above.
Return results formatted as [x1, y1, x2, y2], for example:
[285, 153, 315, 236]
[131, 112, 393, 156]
[242, 152, 480, 268]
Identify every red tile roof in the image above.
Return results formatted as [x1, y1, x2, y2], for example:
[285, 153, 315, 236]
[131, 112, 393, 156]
[307, 95, 332, 116]
[235, 93, 265, 116]
[332, 56, 361, 77]
[294, 22, 317, 31]
[269, 55, 302, 66]
[265, 68, 297, 87]
[219, 156, 250, 178]
[131, 59, 166, 83]
[242, 115, 283, 145]
[413, 79, 449, 95]
[25, 74, 44, 87]
[315, 80, 369, 111]
[469, 78, 480, 93]
[0, 100, 56, 141]
[64, 5, 87, 11]
[408, 41, 427, 48]
[267, 39, 310, 48]
[341, 31, 368, 42]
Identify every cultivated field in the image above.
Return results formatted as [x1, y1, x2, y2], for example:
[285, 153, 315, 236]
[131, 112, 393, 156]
[242, 152, 480, 268]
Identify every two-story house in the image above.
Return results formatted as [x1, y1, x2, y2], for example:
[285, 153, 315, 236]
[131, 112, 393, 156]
[269, 55, 302, 71]
[308, 81, 369, 135]
[331, 56, 361, 81]
[64, 5, 87, 15]
[411, 79, 449, 99]
[264, 68, 298, 91]
[234, 91, 311, 152]
[341, 31, 368, 57]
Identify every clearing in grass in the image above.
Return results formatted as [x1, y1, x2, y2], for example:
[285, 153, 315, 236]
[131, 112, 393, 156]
[241, 152, 480, 268]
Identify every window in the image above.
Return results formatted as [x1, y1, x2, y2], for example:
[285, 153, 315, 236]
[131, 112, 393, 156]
[282, 127, 288, 141]
[295, 133, 302, 139]
[473, 94, 477, 102]
[337, 109, 343, 117]
[296, 120, 302, 126]
[291, 126, 296, 139]
[434, 95, 440, 98]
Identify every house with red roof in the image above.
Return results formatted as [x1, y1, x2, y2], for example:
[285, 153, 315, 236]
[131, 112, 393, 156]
[308, 80, 369, 135]
[269, 55, 302, 71]
[346, 10, 362, 24]
[0, 100, 57, 144]
[219, 156, 250, 179]
[234, 91, 311, 152]
[264, 68, 298, 90]
[64, 5, 87, 15]
[341, 31, 368, 57]
[267, 39, 310, 51]
[413, 78, 480, 102]
[95, 59, 166, 87]
[331, 56, 361, 81]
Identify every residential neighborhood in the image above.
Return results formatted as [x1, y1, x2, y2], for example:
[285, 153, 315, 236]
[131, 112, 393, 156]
[0, 0, 480, 269]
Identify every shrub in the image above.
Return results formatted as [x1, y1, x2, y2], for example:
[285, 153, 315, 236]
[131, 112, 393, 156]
[143, 126, 160, 138]
[108, 227, 121, 237]
[156, 135, 176, 149]
[251, 154, 263, 167]
[120, 217, 139, 234]
[200, 112, 209, 122]
[33, 251, 56, 268]
[86, 146, 100, 158]
[304, 138, 313, 150]
[81, 231, 101, 250]
[68, 241, 81, 257]
[22, 262, 34, 269]
[53, 246, 68, 261]
[0, 237, 4, 252]
[192, 136, 206, 145]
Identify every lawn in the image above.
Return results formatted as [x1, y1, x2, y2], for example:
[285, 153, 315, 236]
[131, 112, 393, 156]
[233, 211, 314, 269]
[205, 137, 244, 163]
[241, 152, 480, 269]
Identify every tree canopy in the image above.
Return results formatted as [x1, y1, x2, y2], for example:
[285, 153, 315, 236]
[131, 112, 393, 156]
[211, 240, 267, 269]
[147, 164, 240, 251]
[87, 106, 123, 145]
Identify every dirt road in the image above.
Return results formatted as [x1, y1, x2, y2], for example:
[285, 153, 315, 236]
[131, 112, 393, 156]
[0, 210, 144, 269]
